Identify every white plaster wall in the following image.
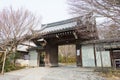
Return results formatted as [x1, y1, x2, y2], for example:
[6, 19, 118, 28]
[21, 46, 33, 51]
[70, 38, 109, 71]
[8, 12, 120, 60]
[16, 59, 29, 66]
[82, 45, 95, 67]
[29, 50, 38, 67]
[102, 51, 111, 67]
[96, 52, 101, 67]
[96, 51, 111, 67]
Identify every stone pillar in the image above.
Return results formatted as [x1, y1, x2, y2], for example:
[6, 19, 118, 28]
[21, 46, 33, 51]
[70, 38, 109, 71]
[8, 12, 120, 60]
[44, 44, 58, 67]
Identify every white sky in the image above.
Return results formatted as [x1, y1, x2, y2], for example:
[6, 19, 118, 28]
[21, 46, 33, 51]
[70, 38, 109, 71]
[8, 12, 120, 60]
[0, 0, 71, 24]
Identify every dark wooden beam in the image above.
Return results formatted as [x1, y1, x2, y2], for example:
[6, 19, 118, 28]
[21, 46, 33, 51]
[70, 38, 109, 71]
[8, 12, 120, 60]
[93, 44, 97, 67]
[80, 45, 83, 67]
[73, 32, 78, 39]
[110, 50, 113, 68]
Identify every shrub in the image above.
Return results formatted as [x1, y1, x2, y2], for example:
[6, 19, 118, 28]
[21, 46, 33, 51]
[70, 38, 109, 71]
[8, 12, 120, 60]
[4, 59, 15, 72]
[0, 52, 24, 72]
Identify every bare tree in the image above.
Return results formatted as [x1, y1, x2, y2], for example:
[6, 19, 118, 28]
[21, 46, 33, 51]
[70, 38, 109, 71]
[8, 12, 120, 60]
[68, 0, 120, 39]
[68, 0, 120, 24]
[98, 23, 120, 39]
[0, 7, 40, 74]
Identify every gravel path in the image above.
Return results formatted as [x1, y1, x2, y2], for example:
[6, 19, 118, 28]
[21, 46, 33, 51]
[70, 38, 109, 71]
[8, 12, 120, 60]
[0, 65, 106, 80]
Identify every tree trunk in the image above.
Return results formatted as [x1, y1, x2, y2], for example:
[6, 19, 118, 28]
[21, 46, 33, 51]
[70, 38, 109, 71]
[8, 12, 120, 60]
[1, 50, 7, 75]
[13, 46, 17, 66]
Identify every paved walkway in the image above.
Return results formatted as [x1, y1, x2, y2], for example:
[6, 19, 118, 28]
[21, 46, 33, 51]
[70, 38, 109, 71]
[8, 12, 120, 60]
[0, 65, 106, 80]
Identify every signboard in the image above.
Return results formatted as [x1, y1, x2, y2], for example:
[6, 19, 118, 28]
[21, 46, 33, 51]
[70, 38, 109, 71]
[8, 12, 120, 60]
[77, 50, 80, 56]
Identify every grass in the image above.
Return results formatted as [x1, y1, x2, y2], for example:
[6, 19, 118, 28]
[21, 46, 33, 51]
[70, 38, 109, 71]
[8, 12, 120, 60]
[94, 68, 120, 79]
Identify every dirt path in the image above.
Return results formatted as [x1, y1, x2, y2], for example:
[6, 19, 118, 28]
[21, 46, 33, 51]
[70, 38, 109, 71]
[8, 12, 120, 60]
[0, 65, 106, 80]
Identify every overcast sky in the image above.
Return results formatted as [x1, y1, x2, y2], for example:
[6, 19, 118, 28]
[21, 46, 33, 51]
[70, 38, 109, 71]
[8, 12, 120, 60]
[0, 0, 71, 24]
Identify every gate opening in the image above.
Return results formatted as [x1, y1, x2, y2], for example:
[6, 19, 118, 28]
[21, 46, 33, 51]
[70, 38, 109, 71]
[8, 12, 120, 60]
[39, 52, 45, 67]
[58, 44, 76, 66]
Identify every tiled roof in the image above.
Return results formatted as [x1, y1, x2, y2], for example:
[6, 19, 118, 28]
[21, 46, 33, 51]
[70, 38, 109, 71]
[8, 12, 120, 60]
[17, 41, 37, 52]
[40, 17, 79, 34]
[41, 22, 76, 33]
[81, 38, 120, 44]
[80, 38, 120, 49]
[39, 15, 96, 34]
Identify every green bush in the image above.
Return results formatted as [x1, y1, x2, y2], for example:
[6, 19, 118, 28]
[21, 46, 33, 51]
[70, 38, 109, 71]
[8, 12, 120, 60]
[0, 52, 24, 72]
[4, 58, 24, 72]
[0, 54, 24, 72]
[4, 59, 15, 72]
